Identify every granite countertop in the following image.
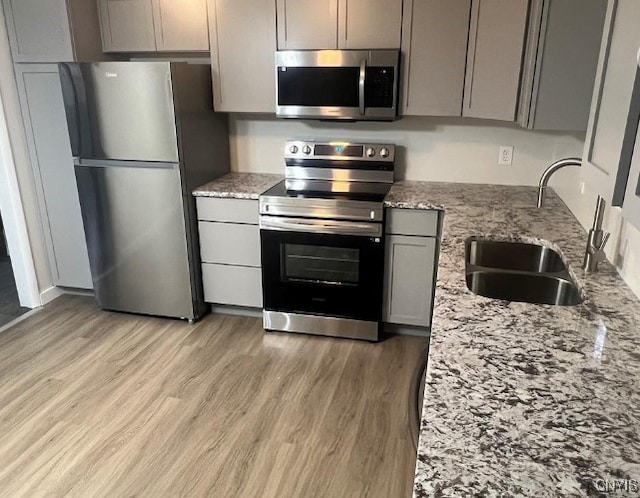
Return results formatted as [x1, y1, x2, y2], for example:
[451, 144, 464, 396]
[391, 181, 640, 497]
[192, 173, 283, 200]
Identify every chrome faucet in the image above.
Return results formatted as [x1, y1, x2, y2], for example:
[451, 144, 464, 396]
[583, 195, 610, 273]
[536, 158, 582, 208]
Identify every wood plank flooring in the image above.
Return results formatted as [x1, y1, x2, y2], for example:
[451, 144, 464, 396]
[0, 295, 427, 497]
[0, 256, 29, 327]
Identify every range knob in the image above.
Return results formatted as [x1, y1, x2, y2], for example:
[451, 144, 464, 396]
[289, 144, 299, 154]
[380, 147, 390, 158]
[302, 145, 312, 155]
[366, 148, 376, 158]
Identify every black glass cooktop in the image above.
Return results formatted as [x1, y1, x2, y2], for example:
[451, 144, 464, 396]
[261, 181, 391, 203]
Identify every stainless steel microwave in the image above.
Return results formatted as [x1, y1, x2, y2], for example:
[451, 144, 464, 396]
[275, 50, 400, 121]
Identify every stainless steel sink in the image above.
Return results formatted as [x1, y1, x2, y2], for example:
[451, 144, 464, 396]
[465, 238, 583, 306]
[466, 271, 583, 306]
[467, 238, 566, 273]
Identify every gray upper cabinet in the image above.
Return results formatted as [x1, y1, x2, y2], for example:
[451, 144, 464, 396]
[276, 0, 337, 49]
[14, 64, 93, 289]
[338, 0, 403, 49]
[98, 0, 209, 53]
[518, 0, 607, 131]
[463, 0, 529, 121]
[153, 0, 209, 51]
[208, 0, 277, 113]
[401, 0, 471, 116]
[622, 118, 640, 230]
[582, 0, 640, 204]
[276, 0, 402, 50]
[98, 0, 157, 52]
[2, 0, 105, 62]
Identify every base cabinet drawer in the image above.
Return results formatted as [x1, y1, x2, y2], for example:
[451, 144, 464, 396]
[199, 221, 260, 266]
[202, 263, 263, 308]
[196, 197, 259, 224]
[386, 209, 440, 237]
[384, 235, 437, 327]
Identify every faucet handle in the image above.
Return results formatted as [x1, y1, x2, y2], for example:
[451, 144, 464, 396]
[598, 232, 610, 252]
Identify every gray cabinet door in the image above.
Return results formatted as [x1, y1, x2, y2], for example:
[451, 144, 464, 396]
[582, 0, 640, 204]
[463, 0, 529, 121]
[622, 122, 640, 229]
[519, 0, 607, 132]
[196, 198, 259, 224]
[384, 235, 437, 327]
[14, 65, 92, 289]
[2, 0, 74, 62]
[198, 222, 261, 267]
[401, 0, 471, 116]
[209, 0, 277, 113]
[152, 0, 210, 51]
[338, 0, 402, 49]
[202, 264, 263, 307]
[276, 0, 337, 49]
[386, 208, 440, 237]
[98, 0, 157, 52]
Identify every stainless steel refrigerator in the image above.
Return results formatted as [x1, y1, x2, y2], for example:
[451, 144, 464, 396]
[59, 62, 230, 321]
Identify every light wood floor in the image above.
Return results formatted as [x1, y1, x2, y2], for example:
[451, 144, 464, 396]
[0, 295, 427, 497]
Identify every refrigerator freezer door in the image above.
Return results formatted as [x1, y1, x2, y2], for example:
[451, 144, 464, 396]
[75, 161, 195, 319]
[77, 62, 179, 163]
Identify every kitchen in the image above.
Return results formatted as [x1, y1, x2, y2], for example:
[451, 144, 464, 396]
[0, 0, 638, 496]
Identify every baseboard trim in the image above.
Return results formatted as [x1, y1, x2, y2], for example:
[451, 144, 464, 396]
[210, 305, 262, 318]
[40, 286, 64, 306]
[384, 323, 431, 337]
[39, 285, 94, 306]
[57, 287, 94, 297]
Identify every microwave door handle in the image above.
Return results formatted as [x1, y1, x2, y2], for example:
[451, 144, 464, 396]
[359, 59, 366, 115]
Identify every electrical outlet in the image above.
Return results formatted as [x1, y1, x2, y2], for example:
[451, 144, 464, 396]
[499, 146, 514, 166]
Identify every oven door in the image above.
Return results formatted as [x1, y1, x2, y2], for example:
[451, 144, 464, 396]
[260, 217, 385, 322]
[275, 50, 399, 121]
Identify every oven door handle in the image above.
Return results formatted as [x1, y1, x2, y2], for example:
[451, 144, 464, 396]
[260, 216, 382, 238]
[359, 58, 367, 115]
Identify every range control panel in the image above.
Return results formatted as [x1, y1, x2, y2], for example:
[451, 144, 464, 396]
[284, 141, 396, 162]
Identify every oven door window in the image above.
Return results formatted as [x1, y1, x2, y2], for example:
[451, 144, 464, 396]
[277, 67, 359, 107]
[261, 230, 384, 322]
[282, 244, 359, 286]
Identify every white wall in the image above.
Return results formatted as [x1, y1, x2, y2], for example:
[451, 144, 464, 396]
[229, 115, 585, 185]
[554, 167, 640, 297]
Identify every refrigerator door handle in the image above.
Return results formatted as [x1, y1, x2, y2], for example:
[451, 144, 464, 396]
[76, 158, 178, 169]
[166, 71, 174, 111]
[59, 63, 81, 158]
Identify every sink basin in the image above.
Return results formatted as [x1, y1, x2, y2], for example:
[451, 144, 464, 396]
[466, 271, 583, 306]
[466, 238, 566, 273]
[465, 237, 583, 306]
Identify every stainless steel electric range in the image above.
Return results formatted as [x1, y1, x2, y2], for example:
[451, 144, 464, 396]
[259, 140, 396, 341]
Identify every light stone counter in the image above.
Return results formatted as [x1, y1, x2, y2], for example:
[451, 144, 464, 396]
[193, 173, 282, 200]
[389, 182, 640, 497]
